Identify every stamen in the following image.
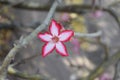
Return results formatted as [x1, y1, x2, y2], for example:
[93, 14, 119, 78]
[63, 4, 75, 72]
[52, 36, 59, 43]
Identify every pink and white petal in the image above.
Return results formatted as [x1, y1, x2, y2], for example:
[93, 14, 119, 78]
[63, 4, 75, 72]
[38, 32, 52, 42]
[55, 42, 69, 56]
[59, 30, 74, 42]
[57, 23, 65, 31]
[42, 42, 55, 57]
[49, 19, 61, 36]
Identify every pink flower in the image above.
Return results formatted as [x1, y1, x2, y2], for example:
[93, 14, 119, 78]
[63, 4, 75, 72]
[38, 19, 74, 57]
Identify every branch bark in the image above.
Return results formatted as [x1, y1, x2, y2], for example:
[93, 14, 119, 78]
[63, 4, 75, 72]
[0, 1, 58, 80]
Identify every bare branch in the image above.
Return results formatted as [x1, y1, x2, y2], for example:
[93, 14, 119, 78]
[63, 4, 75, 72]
[82, 50, 120, 80]
[0, 45, 22, 80]
[0, 1, 58, 79]
[8, 66, 48, 80]
[113, 59, 120, 80]
[0, 1, 120, 29]
[75, 31, 102, 38]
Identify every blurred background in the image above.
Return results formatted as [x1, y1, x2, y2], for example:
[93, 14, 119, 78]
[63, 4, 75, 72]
[0, 0, 120, 80]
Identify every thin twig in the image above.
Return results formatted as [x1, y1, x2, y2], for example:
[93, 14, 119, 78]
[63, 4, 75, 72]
[75, 30, 102, 38]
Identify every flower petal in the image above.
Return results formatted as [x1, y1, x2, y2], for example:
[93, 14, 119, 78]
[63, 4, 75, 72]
[59, 30, 74, 42]
[55, 42, 68, 56]
[49, 19, 61, 36]
[42, 42, 55, 57]
[38, 32, 52, 42]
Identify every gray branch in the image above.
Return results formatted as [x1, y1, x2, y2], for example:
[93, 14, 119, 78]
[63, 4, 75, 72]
[0, 1, 58, 80]
[114, 59, 120, 80]
[75, 31, 102, 38]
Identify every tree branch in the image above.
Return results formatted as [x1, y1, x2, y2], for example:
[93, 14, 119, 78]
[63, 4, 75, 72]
[8, 66, 47, 80]
[1, 1, 120, 29]
[0, 1, 58, 80]
[113, 59, 120, 80]
[75, 31, 102, 38]
[82, 50, 120, 80]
